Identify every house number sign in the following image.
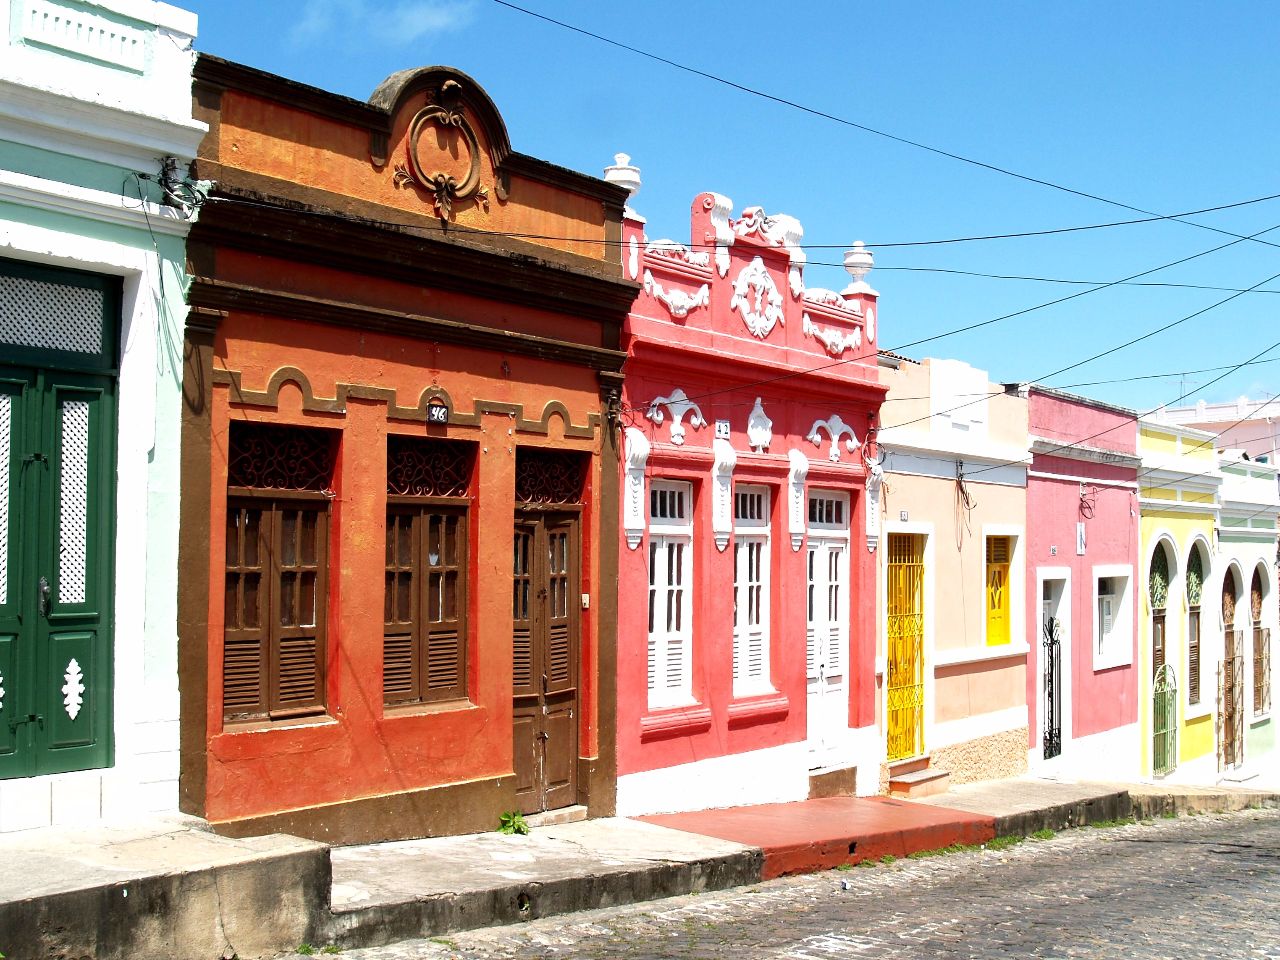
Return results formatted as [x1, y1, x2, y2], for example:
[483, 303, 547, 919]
[427, 401, 450, 425]
[715, 419, 731, 440]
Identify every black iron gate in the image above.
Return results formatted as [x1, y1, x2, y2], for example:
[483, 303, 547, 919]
[1043, 616, 1062, 760]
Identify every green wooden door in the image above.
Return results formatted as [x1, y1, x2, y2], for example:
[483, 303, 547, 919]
[0, 260, 117, 779]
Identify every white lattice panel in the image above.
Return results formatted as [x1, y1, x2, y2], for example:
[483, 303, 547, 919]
[0, 275, 103, 354]
[0, 394, 9, 605]
[59, 400, 89, 604]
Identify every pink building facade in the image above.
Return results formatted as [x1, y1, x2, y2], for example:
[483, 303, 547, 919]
[1026, 387, 1141, 777]
[608, 162, 886, 814]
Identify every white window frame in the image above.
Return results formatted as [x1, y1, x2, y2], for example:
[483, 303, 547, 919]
[732, 484, 772, 697]
[1092, 563, 1134, 671]
[647, 479, 694, 709]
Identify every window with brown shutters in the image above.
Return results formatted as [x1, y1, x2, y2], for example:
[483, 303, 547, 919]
[1187, 607, 1201, 705]
[223, 422, 335, 723]
[383, 436, 473, 707]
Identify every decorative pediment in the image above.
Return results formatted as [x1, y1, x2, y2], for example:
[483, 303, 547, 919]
[731, 257, 786, 339]
[373, 68, 513, 220]
[646, 388, 707, 445]
[732, 206, 805, 297]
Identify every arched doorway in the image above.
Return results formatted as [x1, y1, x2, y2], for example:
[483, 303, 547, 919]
[1221, 568, 1244, 769]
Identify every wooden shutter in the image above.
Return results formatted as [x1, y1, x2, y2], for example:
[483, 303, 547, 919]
[224, 501, 266, 719]
[424, 510, 466, 699]
[512, 526, 535, 696]
[269, 504, 326, 717]
[1187, 608, 1201, 705]
[383, 510, 419, 704]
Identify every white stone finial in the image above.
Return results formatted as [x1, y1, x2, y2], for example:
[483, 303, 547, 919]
[844, 241, 874, 285]
[603, 152, 641, 202]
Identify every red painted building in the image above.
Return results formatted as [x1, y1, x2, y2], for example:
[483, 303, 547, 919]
[1025, 386, 1140, 777]
[178, 59, 635, 842]
[607, 160, 886, 814]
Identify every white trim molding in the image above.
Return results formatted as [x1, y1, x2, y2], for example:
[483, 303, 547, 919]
[711, 438, 736, 552]
[787, 449, 809, 551]
[623, 427, 650, 550]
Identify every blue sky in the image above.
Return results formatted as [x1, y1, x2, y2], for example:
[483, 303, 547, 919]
[186, 1, 1280, 415]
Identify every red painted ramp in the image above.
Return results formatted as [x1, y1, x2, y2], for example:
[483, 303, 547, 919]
[639, 796, 996, 879]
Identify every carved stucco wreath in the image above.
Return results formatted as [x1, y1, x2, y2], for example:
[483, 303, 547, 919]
[395, 79, 490, 219]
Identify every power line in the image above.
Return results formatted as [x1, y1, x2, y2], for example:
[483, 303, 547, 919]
[488, 0, 1280, 254]
[958, 333, 1280, 481]
[204, 191, 1280, 254]
[877, 265, 1280, 296]
[620, 219, 1280, 416]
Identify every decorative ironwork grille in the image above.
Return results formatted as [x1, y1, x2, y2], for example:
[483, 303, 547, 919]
[58, 400, 90, 604]
[0, 393, 9, 605]
[1152, 662, 1177, 776]
[228, 422, 336, 491]
[515, 448, 585, 505]
[0, 273, 103, 354]
[1149, 545, 1169, 610]
[1043, 616, 1062, 760]
[886, 533, 925, 761]
[386, 435, 473, 497]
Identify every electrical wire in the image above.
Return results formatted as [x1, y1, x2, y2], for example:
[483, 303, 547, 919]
[959, 335, 1280, 482]
[876, 265, 1280, 296]
[204, 190, 1280, 253]
[488, 0, 1280, 253]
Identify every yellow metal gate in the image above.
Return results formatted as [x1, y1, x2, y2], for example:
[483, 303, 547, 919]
[886, 533, 925, 761]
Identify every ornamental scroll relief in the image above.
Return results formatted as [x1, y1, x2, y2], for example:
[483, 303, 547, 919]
[394, 79, 494, 220]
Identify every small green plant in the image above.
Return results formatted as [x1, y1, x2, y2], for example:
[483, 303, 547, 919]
[498, 810, 530, 835]
[1088, 817, 1137, 829]
[834, 862, 854, 871]
[322, 948, 341, 956]
[297, 946, 315, 957]
[857, 859, 876, 868]
[1161, 810, 1178, 819]
[986, 835, 1023, 851]
[1031, 828, 1056, 840]
[879, 854, 897, 864]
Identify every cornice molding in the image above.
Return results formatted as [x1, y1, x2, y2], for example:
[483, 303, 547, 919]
[190, 193, 637, 327]
[189, 279, 629, 373]
[1029, 436, 1141, 469]
[0, 169, 192, 238]
[193, 55, 629, 207]
[0, 78, 206, 171]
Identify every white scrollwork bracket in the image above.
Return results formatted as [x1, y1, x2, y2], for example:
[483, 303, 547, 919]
[788, 448, 810, 551]
[865, 458, 884, 554]
[712, 438, 737, 551]
[646, 388, 707, 446]
[62, 658, 85, 721]
[644, 270, 710, 319]
[806, 415, 861, 462]
[624, 427, 651, 550]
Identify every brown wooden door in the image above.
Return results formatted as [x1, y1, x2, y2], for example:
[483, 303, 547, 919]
[512, 514, 579, 814]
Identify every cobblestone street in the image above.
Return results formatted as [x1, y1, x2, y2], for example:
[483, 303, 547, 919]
[302, 808, 1280, 960]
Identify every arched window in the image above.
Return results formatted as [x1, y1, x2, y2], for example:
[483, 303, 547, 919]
[1252, 567, 1270, 714]
[1149, 545, 1171, 673]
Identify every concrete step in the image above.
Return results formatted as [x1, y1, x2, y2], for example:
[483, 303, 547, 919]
[0, 815, 329, 960]
[323, 817, 761, 951]
[889, 767, 951, 799]
[523, 804, 588, 828]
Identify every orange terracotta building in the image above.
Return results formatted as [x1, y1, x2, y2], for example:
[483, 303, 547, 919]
[179, 58, 635, 841]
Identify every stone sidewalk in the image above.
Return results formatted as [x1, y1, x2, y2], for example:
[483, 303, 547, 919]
[0, 777, 1275, 959]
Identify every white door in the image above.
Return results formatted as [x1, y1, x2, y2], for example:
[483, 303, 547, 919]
[806, 492, 850, 768]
